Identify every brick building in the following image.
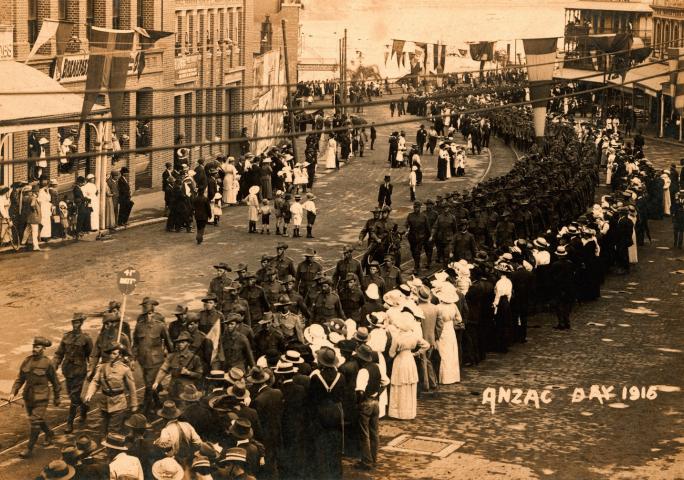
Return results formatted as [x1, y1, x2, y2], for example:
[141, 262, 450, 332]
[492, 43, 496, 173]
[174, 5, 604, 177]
[0, 0, 177, 193]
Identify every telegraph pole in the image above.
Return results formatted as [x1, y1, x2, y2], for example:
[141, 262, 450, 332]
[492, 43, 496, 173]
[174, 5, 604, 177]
[281, 19, 299, 165]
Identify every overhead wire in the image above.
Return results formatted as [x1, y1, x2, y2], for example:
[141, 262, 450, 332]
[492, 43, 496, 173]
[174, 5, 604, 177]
[1, 62, 681, 167]
[0, 33, 676, 97]
[0, 44, 675, 129]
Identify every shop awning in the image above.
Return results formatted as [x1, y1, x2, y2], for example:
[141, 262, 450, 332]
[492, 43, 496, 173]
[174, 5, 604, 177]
[554, 67, 605, 83]
[0, 61, 107, 134]
[565, 1, 652, 13]
[618, 61, 669, 96]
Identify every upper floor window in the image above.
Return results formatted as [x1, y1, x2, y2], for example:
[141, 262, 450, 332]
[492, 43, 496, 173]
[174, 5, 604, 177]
[28, 0, 38, 47]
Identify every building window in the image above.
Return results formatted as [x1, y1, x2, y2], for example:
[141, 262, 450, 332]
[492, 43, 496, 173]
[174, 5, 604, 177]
[206, 89, 213, 141]
[136, 89, 153, 148]
[215, 90, 223, 139]
[176, 14, 183, 55]
[86, 0, 95, 25]
[58, 0, 68, 21]
[137, 0, 144, 28]
[113, 0, 121, 29]
[188, 15, 194, 53]
[28, 0, 38, 47]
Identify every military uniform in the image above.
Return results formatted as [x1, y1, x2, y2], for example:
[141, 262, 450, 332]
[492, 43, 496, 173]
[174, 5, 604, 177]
[332, 257, 364, 290]
[208, 274, 232, 305]
[85, 358, 137, 435]
[311, 291, 345, 323]
[154, 345, 204, 400]
[405, 210, 430, 272]
[338, 285, 365, 322]
[217, 330, 254, 372]
[295, 260, 323, 297]
[11, 339, 61, 458]
[262, 276, 283, 306]
[133, 312, 172, 414]
[198, 309, 224, 335]
[220, 294, 252, 326]
[273, 254, 296, 281]
[380, 264, 402, 292]
[276, 311, 306, 345]
[240, 284, 270, 327]
[431, 211, 457, 265]
[53, 327, 92, 430]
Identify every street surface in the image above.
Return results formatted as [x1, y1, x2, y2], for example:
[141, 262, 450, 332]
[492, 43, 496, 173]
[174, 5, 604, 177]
[0, 103, 682, 479]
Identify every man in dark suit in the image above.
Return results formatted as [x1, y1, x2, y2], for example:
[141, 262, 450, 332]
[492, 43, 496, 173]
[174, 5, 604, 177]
[117, 167, 133, 226]
[274, 363, 307, 478]
[249, 368, 283, 480]
[549, 246, 576, 330]
[194, 158, 208, 196]
[377, 176, 393, 209]
[193, 192, 211, 245]
[416, 125, 427, 154]
[370, 124, 377, 150]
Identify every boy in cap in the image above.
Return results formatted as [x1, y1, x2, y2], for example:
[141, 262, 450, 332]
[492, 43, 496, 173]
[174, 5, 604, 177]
[10, 336, 61, 458]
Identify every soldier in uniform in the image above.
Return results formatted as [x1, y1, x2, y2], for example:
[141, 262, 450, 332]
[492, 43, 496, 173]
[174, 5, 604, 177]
[452, 220, 478, 261]
[84, 343, 137, 436]
[168, 305, 189, 342]
[672, 188, 684, 248]
[254, 313, 287, 358]
[359, 208, 382, 247]
[208, 263, 232, 305]
[234, 263, 249, 286]
[273, 242, 296, 281]
[53, 313, 93, 433]
[280, 275, 310, 321]
[484, 202, 499, 247]
[261, 266, 283, 306]
[310, 278, 345, 324]
[217, 316, 255, 372]
[332, 246, 364, 290]
[10, 336, 61, 459]
[364, 261, 386, 297]
[405, 201, 430, 274]
[424, 199, 437, 267]
[430, 205, 457, 266]
[380, 254, 403, 291]
[338, 273, 365, 322]
[152, 332, 204, 402]
[272, 295, 306, 346]
[295, 248, 323, 298]
[186, 314, 213, 375]
[221, 283, 252, 327]
[240, 273, 270, 327]
[198, 293, 224, 334]
[132, 297, 172, 415]
[90, 313, 131, 385]
[256, 255, 274, 285]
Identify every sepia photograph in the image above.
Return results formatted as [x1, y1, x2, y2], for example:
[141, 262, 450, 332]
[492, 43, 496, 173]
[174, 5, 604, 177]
[0, 0, 683, 478]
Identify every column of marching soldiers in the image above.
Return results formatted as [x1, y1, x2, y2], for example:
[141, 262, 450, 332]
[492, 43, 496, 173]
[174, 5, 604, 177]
[10, 89, 684, 480]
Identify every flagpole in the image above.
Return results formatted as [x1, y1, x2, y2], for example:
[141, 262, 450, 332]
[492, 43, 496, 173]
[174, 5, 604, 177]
[281, 19, 299, 166]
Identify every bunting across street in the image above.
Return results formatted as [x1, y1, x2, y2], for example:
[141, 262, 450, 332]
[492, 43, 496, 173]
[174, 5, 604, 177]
[522, 37, 558, 143]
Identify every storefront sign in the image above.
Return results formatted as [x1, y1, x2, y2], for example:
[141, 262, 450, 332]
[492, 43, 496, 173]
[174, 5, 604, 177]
[0, 25, 14, 60]
[53, 51, 142, 82]
[175, 53, 200, 82]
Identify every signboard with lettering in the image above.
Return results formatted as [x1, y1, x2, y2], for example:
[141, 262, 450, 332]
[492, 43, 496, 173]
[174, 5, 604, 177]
[117, 267, 140, 295]
[175, 54, 201, 82]
[53, 51, 142, 82]
[0, 25, 14, 61]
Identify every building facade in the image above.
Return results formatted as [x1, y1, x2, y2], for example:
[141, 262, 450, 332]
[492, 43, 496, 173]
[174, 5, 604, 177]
[653, 0, 684, 58]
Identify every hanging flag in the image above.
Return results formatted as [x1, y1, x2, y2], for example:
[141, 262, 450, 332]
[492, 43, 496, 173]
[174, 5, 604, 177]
[469, 41, 495, 61]
[522, 37, 558, 144]
[415, 42, 428, 71]
[81, 26, 135, 123]
[401, 51, 406, 68]
[206, 318, 223, 365]
[133, 27, 174, 79]
[668, 47, 684, 115]
[384, 44, 390, 66]
[440, 45, 447, 70]
[392, 39, 405, 68]
[433, 43, 439, 71]
[458, 48, 468, 57]
[26, 19, 74, 63]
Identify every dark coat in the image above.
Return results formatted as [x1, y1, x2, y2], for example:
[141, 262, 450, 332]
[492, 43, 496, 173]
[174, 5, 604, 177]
[377, 183, 393, 207]
[252, 385, 284, 450]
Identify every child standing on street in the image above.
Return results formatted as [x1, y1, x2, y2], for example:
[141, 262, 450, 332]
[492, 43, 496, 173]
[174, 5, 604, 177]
[259, 199, 271, 234]
[212, 192, 222, 226]
[302, 192, 317, 238]
[290, 194, 303, 238]
[409, 166, 417, 201]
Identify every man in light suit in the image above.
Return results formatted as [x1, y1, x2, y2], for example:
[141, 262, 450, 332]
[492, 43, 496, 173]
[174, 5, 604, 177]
[416, 286, 442, 393]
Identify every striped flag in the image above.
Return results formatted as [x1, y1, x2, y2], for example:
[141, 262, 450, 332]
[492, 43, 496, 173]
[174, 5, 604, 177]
[81, 26, 135, 122]
[668, 48, 684, 115]
[206, 320, 223, 365]
[392, 39, 405, 68]
[522, 37, 558, 143]
[26, 19, 74, 63]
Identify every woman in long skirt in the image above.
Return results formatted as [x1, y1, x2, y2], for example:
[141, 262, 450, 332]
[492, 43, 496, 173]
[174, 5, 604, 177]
[325, 135, 337, 169]
[246, 185, 260, 233]
[37, 182, 52, 240]
[434, 287, 462, 384]
[221, 157, 238, 205]
[628, 207, 638, 264]
[388, 313, 429, 420]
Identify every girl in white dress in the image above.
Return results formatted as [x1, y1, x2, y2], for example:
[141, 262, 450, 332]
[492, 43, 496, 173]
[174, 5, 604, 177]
[82, 174, 99, 231]
[325, 135, 337, 169]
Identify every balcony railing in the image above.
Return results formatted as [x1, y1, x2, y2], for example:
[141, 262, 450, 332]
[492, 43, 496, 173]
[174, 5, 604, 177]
[653, 0, 684, 7]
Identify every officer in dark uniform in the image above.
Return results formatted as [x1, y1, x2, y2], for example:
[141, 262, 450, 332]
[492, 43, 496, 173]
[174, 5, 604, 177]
[311, 278, 345, 324]
[273, 242, 296, 281]
[296, 248, 323, 298]
[53, 313, 93, 433]
[10, 336, 61, 458]
[332, 246, 364, 290]
[405, 201, 430, 274]
[208, 263, 232, 305]
[152, 332, 204, 402]
[132, 297, 172, 415]
[240, 272, 271, 327]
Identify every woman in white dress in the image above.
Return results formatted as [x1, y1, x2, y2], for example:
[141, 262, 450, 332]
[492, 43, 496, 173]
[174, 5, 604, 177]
[433, 284, 462, 385]
[387, 312, 429, 420]
[628, 205, 638, 264]
[605, 148, 615, 186]
[325, 135, 337, 169]
[662, 170, 672, 216]
[82, 174, 99, 231]
[222, 157, 239, 205]
[37, 181, 52, 240]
